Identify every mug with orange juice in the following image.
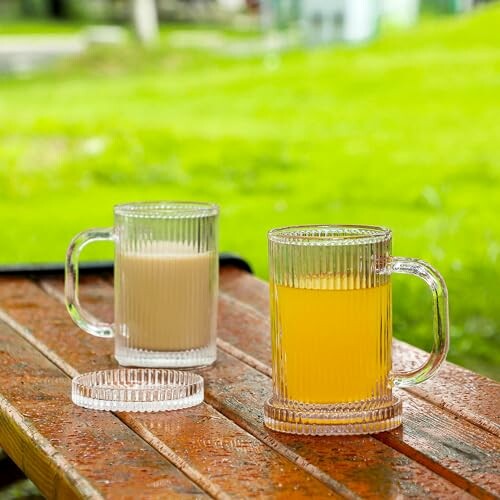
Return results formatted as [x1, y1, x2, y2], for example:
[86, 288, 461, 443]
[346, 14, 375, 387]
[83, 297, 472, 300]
[265, 225, 449, 435]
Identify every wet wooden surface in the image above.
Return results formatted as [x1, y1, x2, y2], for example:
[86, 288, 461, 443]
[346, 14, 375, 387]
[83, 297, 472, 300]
[0, 266, 498, 499]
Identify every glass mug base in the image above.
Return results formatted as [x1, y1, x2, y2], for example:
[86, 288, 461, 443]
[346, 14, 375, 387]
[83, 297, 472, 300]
[115, 344, 216, 368]
[264, 396, 403, 436]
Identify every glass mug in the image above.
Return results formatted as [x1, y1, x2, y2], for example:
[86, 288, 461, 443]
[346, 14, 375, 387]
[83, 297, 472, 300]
[264, 225, 449, 435]
[65, 201, 219, 368]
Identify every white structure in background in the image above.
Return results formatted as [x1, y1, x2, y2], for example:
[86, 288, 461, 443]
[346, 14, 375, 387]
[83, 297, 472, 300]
[382, 0, 420, 27]
[300, 0, 344, 43]
[454, 0, 475, 12]
[261, 0, 380, 46]
[300, 0, 379, 45]
[131, 0, 159, 45]
[259, 0, 299, 31]
[217, 0, 246, 11]
[343, 0, 380, 43]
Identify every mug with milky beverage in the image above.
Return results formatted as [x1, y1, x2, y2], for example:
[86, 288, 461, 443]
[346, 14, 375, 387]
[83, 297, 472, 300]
[65, 201, 218, 368]
[265, 225, 449, 435]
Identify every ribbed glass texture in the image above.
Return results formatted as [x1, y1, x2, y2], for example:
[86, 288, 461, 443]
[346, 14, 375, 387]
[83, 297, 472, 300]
[114, 202, 218, 368]
[72, 369, 204, 412]
[265, 225, 402, 435]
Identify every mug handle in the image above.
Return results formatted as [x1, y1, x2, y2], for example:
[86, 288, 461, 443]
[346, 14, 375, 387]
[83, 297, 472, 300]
[65, 228, 115, 338]
[391, 257, 450, 387]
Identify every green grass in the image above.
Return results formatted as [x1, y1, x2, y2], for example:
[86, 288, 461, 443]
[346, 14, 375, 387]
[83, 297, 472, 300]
[0, 7, 499, 378]
[0, 19, 84, 34]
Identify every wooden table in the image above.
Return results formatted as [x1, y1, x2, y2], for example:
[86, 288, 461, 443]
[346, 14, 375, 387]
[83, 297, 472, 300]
[0, 265, 498, 499]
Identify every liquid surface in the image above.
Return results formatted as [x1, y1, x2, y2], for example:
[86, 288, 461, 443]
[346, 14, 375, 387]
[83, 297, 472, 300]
[115, 243, 216, 352]
[272, 280, 392, 404]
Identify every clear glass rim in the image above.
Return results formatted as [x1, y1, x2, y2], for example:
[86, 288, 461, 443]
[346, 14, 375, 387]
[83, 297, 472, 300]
[268, 224, 392, 245]
[71, 368, 204, 412]
[114, 201, 219, 219]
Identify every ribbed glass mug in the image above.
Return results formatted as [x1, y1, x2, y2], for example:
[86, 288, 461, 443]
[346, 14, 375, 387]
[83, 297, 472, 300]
[65, 201, 219, 368]
[264, 225, 449, 435]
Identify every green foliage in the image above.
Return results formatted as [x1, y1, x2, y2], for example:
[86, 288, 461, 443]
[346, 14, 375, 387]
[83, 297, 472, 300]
[0, 479, 41, 500]
[0, 6, 499, 378]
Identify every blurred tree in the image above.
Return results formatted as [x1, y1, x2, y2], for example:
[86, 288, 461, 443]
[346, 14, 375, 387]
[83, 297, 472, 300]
[131, 0, 159, 44]
[246, 0, 260, 11]
[20, 0, 38, 16]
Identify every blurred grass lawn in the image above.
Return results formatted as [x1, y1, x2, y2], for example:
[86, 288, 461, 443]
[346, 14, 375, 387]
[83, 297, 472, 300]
[0, 6, 499, 378]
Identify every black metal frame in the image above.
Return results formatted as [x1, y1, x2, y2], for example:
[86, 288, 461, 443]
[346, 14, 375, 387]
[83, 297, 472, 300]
[0, 253, 252, 276]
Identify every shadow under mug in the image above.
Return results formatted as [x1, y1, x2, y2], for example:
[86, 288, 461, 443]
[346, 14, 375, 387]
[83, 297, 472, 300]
[65, 201, 219, 368]
[264, 225, 449, 435]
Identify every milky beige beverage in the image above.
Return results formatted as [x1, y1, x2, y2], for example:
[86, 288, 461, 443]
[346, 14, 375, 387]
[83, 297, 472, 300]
[115, 242, 217, 352]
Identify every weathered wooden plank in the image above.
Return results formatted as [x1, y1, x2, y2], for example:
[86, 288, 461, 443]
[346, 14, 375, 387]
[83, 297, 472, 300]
[379, 391, 500, 497]
[119, 406, 342, 498]
[0, 395, 98, 500]
[0, 277, 341, 499]
[218, 292, 272, 376]
[219, 267, 500, 436]
[38, 275, 474, 498]
[0, 320, 205, 499]
[393, 342, 500, 437]
[220, 267, 270, 316]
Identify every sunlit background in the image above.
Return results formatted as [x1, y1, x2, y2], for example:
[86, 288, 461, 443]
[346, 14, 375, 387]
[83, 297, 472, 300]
[0, 0, 498, 387]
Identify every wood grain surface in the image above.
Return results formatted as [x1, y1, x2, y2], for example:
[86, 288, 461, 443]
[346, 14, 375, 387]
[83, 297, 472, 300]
[0, 269, 498, 499]
[0, 320, 204, 499]
[0, 277, 340, 499]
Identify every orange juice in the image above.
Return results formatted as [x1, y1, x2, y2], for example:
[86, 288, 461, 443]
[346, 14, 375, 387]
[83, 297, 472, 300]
[271, 279, 392, 404]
